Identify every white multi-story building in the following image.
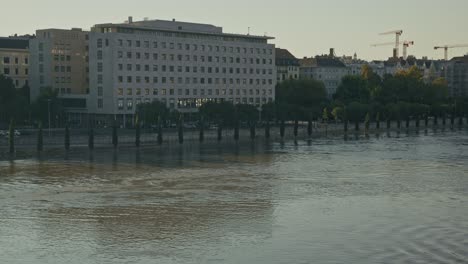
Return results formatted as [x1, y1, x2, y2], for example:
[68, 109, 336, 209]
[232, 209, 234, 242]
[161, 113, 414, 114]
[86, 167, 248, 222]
[88, 18, 276, 126]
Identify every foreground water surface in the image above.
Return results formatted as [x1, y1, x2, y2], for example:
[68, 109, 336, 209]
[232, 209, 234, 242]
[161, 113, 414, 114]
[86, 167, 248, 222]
[1, 130, 468, 264]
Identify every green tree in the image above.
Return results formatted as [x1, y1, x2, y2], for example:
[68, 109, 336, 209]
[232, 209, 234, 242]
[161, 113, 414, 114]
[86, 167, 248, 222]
[136, 101, 169, 126]
[347, 102, 368, 131]
[30, 87, 64, 127]
[335, 75, 370, 103]
[331, 106, 344, 123]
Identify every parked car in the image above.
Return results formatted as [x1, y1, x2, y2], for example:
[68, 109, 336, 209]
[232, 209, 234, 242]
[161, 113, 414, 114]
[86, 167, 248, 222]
[4, 130, 21, 138]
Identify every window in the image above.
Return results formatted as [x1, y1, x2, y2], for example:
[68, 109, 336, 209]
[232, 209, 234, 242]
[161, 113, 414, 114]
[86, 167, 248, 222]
[97, 74, 103, 84]
[3, 57, 10, 64]
[98, 99, 103, 109]
[118, 99, 124, 110]
[97, 39, 103, 48]
[3, 68, 10, 75]
[118, 88, 123, 95]
[97, 63, 103, 72]
[127, 99, 133, 110]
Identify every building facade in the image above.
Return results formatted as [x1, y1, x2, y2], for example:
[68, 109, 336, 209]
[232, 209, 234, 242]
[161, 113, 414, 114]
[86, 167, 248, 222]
[442, 55, 468, 97]
[275, 48, 299, 82]
[29, 28, 89, 101]
[87, 18, 276, 125]
[299, 56, 348, 97]
[0, 36, 30, 88]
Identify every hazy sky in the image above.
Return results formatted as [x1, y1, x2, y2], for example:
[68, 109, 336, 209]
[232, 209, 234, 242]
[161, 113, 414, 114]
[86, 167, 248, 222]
[4, 0, 468, 60]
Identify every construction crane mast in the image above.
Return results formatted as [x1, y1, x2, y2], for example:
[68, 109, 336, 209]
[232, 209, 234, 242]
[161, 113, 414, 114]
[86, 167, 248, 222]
[371, 40, 414, 59]
[379, 30, 403, 58]
[434, 44, 468, 60]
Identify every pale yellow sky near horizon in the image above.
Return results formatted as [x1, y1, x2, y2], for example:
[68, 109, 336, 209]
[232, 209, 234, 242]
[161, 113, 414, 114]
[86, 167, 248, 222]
[3, 0, 468, 60]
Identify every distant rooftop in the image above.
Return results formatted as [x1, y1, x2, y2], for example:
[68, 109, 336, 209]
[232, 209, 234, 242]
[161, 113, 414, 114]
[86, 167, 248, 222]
[0, 37, 30, 50]
[275, 48, 299, 66]
[93, 17, 274, 40]
[299, 56, 346, 68]
[450, 55, 468, 63]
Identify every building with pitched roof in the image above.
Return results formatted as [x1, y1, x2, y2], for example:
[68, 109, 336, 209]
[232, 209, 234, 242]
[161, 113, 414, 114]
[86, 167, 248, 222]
[0, 36, 31, 88]
[275, 48, 299, 82]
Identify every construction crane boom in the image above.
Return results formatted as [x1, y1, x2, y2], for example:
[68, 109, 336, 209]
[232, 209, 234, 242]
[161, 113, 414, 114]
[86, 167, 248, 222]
[371, 40, 414, 59]
[434, 44, 468, 60]
[379, 30, 403, 58]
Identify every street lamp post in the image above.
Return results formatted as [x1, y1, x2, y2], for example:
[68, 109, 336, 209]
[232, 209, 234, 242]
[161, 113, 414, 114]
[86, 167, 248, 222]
[47, 99, 51, 136]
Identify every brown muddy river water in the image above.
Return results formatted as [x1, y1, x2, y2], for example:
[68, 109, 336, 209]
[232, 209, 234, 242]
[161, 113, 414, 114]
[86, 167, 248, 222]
[1, 130, 467, 264]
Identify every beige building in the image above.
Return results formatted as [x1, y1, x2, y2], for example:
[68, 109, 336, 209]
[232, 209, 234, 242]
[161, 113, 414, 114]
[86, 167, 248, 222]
[275, 48, 299, 82]
[29, 28, 89, 100]
[0, 37, 30, 88]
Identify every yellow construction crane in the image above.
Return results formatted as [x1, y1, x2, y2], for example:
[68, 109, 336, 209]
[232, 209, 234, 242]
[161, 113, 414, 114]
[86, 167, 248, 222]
[379, 30, 403, 58]
[371, 40, 414, 59]
[434, 44, 468, 60]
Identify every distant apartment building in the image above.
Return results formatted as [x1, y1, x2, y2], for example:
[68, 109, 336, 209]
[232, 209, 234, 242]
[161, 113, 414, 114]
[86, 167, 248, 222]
[29, 28, 89, 101]
[87, 18, 276, 125]
[442, 55, 468, 97]
[0, 36, 30, 88]
[275, 48, 299, 82]
[299, 50, 348, 97]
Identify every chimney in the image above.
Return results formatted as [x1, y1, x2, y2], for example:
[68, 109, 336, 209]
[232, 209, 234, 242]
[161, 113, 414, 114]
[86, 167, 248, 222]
[128, 16, 133, 24]
[393, 48, 397, 59]
[329, 48, 335, 58]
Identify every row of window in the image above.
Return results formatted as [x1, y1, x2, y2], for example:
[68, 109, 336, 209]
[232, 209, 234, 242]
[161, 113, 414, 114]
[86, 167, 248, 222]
[114, 51, 273, 64]
[99, 38, 273, 55]
[55, 76, 72, 84]
[111, 64, 273, 75]
[114, 75, 274, 85]
[3, 67, 28, 75]
[53, 54, 72, 62]
[54, 65, 72, 73]
[116, 87, 273, 97]
[2, 57, 28, 65]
